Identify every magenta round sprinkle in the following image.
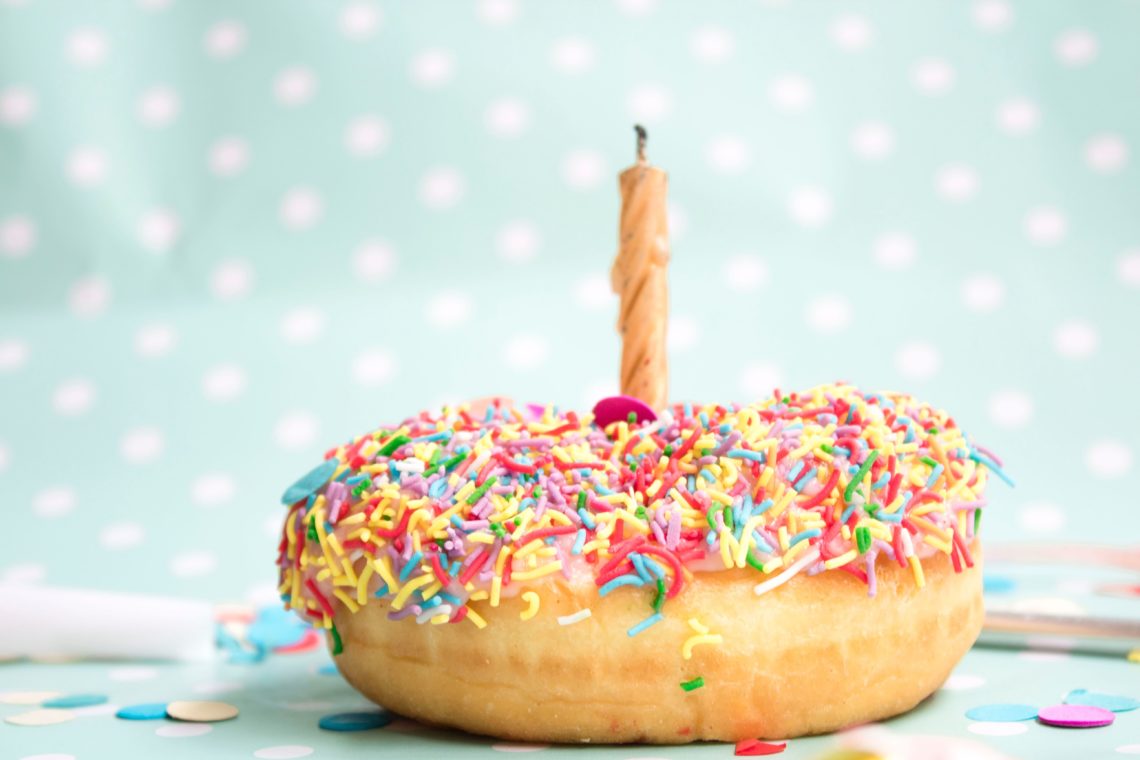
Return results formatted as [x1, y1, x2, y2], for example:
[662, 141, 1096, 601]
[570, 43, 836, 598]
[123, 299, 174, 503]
[592, 395, 657, 427]
[1037, 703, 1115, 728]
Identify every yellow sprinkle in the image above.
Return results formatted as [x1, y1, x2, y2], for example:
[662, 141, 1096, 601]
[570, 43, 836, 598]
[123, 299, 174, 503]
[761, 556, 784, 574]
[469, 590, 489, 601]
[332, 589, 360, 613]
[511, 561, 563, 581]
[688, 617, 709, 635]
[707, 489, 733, 506]
[777, 525, 790, 552]
[355, 561, 374, 605]
[421, 581, 442, 600]
[718, 529, 736, 569]
[824, 549, 858, 570]
[490, 576, 502, 607]
[429, 614, 450, 625]
[923, 534, 954, 555]
[520, 591, 540, 621]
[682, 633, 724, 659]
[390, 573, 433, 610]
[372, 556, 399, 594]
[908, 555, 926, 588]
[734, 516, 766, 568]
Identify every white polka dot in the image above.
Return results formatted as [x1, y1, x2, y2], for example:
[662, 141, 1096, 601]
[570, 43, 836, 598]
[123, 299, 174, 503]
[0, 338, 28, 371]
[135, 323, 176, 357]
[418, 167, 466, 209]
[33, 487, 76, 519]
[549, 37, 594, 74]
[961, 273, 1004, 312]
[668, 202, 688, 239]
[352, 349, 397, 386]
[805, 295, 852, 333]
[0, 86, 36, 125]
[996, 97, 1039, 135]
[935, 164, 979, 202]
[0, 215, 36, 258]
[2, 563, 46, 584]
[972, 0, 1012, 31]
[705, 134, 751, 174]
[192, 473, 236, 507]
[477, 0, 517, 25]
[204, 20, 246, 58]
[850, 122, 894, 160]
[830, 14, 873, 51]
[274, 67, 317, 106]
[496, 220, 541, 262]
[170, 551, 217, 578]
[615, 0, 657, 15]
[627, 83, 672, 123]
[942, 673, 985, 691]
[339, 3, 380, 40]
[739, 363, 783, 399]
[1118, 249, 1140, 287]
[491, 745, 550, 753]
[275, 411, 319, 450]
[1085, 134, 1128, 174]
[121, 427, 164, 464]
[667, 315, 700, 352]
[1023, 207, 1067, 245]
[1085, 440, 1132, 478]
[787, 187, 833, 227]
[136, 208, 180, 253]
[254, 747, 314, 760]
[560, 149, 605, 189]
[988, 389, 1033, 428]
[691, 25, 734, 63]
[202, 364, 247, 401]
[69, 276, 111, 317]
[503, 334, 549, 370]
[895, 342, 941, 380]
[484, 97, 531, 138]
[1018, 502, 1065, 533]
[410, 49, 454, 87]
[426, 290, 474, 327]
[99, 522, 145, 550]
[352, 239, 397, 281]
[279, 187, 323, 230]
[66, 146, 109, 187]
[67, 28, 107, 67]
[108, 666, 158, 682]
[136, 86, 180, 127]
[1053, 320, 1098, 358]
[1117, 745, 1140, 755]
[280, 307, 325, 343]
[53, 378, 96, 415]
[157, 723, 213, 738]
[211, 259, 255, 300]
[0, 442, 8, 472]
[722, 254, 767, 292]
[1055, 29, 1097, 66]
[911, 58, 955, 94]
[573, 273, 614, 310]
[344, 114, 389, 157]
[967, 722, 1027, 736]
[768, 74, 813, 111]
[208, 136, 250, 177]
[246, 582, 281, 606]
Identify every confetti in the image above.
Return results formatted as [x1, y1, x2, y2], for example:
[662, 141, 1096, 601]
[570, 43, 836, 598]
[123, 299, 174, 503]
[592, 394, 657, 427]
[1063, 689, 1138, 713]
[1, 691, 61, 705]
[965, 703, 1038, 722]
[166, 700, 240, 722]
[280, 458, 339, 505]
[42, 693, 108, 709]
[1037, 703, 1115, 728]
[5, 708, 75, 726]
[735, 738, 787, 755]
[318, 709, 394, 731]
[116, 702, 170, 720]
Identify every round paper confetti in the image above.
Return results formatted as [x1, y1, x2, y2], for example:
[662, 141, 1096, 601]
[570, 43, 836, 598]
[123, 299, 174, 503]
[1, 691, 61, 705]
[117, 702, 169, 720]
[1037, 703, 1115, 727]
[1063, 688, 1138, 712]
[280, 458, 338, 505]
[964, 703, 1038, 722]
[42, 693, 108, 709]
[5, 708, 75, 726]
[591, 395, 658, 427]
[166, 700, 239, 722]
[318, 709, 394, 731]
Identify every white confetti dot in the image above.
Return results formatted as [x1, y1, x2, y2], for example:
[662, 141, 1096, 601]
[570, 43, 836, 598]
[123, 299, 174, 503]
[967, 722, 1027, 736]
[67, 28, 107, 67]
[352, 349, 397, 386]
[850, 122, 894, 160]
[1117, 744, 1140, 755]
[340, 3, 380, 39]
[274, 67, 317, 106]
[345, 115, 389, 156]
[628, 83, 672, 123]
[972, 0, 1012, 31]
[768, 74, 813, 112]
[895, 342, 941, 380]
[208, 136, 250, 177]
[830, 14, 873, 51]
[410, 48, 454, 87]
[935, 164, 979, 202]
[1085, 440, 1132, 478]
[911, 58, 955, 94]
[53, 378, 96, 415]
[426, 290, 474, 327]
[279, 187, 324, 230]
[202, 364, 247, 401]
[705, 134, 752, 174]
[722, 254, 767, 292]
[1017, 502, 1065, 533]
[33, 487, 76, 519]
[418, 166, 466, 209]
[136, 208, 180, 253]
[615, 0, 657, 15]
[1024, 207, 1067, 245]
[275, 411, 319, 450]
[1053, 320, 1098, 358]
[1118, 249, 1140, 287]
[549, 37, 594, 74]
[691, 25, 734, 63]
[192, 473, 236, 507]
[667, 315, 700, 352]
[805, 295, 852, 333]
[0, 338, 28, 371]
[1085, 134, 1128, 173]
[352, 239, 397, 281]
[739, 363, 783, 399]
[204, 20, 246, 58]
[573, 273, 613, 310]
[477, 0, 517, 25]
[491, 745, 550, 753]
[2, 563, 46, 584]
[989, 389, 1033, 428]
[170, 551, 217, 579]
[109, 666, 159, 682]
[137, 86, 180, 127]
[157, 723, 213, 738]
[787, 187, 833, 227]
[254, 747, 314, 760]
[121, 427, 164, 464]
[942, 673, 985, 691]
[280, 307, 325, 343]
[69, 276, 111, 317]
[996, 97, 1039, 135]
[484, 97, 531, 138]
[1, 215, 36, 258]
[561, 149, 605, 189]
[1055, 29, 1097, 66]
[0, 86, 36, 125]
[503, 334, 549, 370]
[99, 522, 145, 550]
[66, 146, 109, 187]
[496, 220, 541, 262]
[211, 259, 255, 300]
[135, 323, 176, 357]
[961, 273, 1004, 312]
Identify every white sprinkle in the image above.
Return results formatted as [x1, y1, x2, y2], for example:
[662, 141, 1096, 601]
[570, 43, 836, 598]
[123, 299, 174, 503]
[557, 608, 592, 626]
[752, 547, 821, 597]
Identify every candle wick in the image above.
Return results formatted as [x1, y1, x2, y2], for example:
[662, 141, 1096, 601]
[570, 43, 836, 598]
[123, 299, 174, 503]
[634, 124, 647, 163]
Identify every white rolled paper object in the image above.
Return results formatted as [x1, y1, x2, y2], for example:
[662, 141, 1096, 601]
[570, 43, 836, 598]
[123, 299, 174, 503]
[0, 585, 216, 661]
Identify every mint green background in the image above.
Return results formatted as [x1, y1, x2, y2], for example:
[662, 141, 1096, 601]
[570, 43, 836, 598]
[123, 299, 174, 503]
[2, 1, 1138, 757]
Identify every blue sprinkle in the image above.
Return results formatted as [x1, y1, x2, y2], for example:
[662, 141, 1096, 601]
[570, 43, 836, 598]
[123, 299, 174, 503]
[571, 528, 586, 555]
[116, 702, 168, 721]
[578, 508, 596, 530]
[698, 411, 709, 427]
[964, 704, 1038, 722]
[398, 552, 422, 582]
[319, 710, 395, 732]
[683, 402, 693, 418]
[751, 531, 774, 554]
[970, 451, 1016, 487]
[594, 484, 614, 496]
[925, 463, 944, 488]
[248, 605, 309, 650]
[438, 591, 461, 605]
[345, 474, 368, 486]
[789, 528, 821, 546]
[687, 475, 697, 491]
[627, 613, 664, 637]
[787, 460, 805, 482]
[718, 423, 731, 434]
[630, 553, 654, 583]
[428, 478, 448, 498]
[643, 556, 666, 579]
[599, 573, 645, 596]
[282, 458, 339, 504]
[421, 595, 443, 609]
[877, 510, 903, 523]
[727, 448, 765, 463]
[413, 431, 450, 442]
[706, 531, 718, 546]
[872, 472, 890, 490]
[699, 468, 715, 482]
[792, 467, 817, 492]
[840, 504, 857, 522]
[754, 498, 774, 515]
[1064, 689, 1140, 713]
[450, 515, 463, 528]
[43, 693, 108, 709]
[373, 583, 389, 598]
[318, 663, 340, 676]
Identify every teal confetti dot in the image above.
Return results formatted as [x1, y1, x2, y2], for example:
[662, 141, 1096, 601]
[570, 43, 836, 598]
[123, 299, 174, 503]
[42, 693, 109, 709]
[281, 458, 338, 505]
[1064, 689, 1139, 713]
[318, 710, 394, 731]
[248, 605, 309, 649]
[982, 575, 1016, 594]
[965, 703, 1039, 722]
[116, 702, 169, 720]
[318, 664, 340, 676]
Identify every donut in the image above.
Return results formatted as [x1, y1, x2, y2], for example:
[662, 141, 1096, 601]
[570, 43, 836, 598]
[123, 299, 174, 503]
[276, 382, 1007, 743]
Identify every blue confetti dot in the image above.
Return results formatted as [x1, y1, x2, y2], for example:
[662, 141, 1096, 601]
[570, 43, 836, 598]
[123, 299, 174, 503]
[319, 710, 394, 731]
[318, 663, 340, 676]
[282, 458, 339, 505]
[1064, 689, 1139, 713]
[248, 605, 309, 649]
[116, 702, 169, 720]
[42, 693, 109, 708]
[965, 703, 1039, 722]
[982, 575, 1016, 594]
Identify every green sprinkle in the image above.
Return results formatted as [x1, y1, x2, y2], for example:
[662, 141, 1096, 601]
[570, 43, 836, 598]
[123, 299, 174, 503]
[378, 434, 411, 457]
[533, 486, 542, 498]
[652, 578, 666, 612]
[782, 396, 790, 403]
[820, 443, 834, 454]
[576, 491, 587, 511]
[628, 411, 637, 424]
[680, 676, 704, 692]
[490, 522, 507, 538]
[745, 549, 765, 572]
[843, 450, 879, 503]
[855, 526, 871, 554]
[429, 448, 442, 465]
[722, 505, 734, 531]
[635, 506, 647, 520]
[466, 476, 497, 504]
[663, 445, 674, 457]
[706, 508, 719, 530]
[920, 456, 938, 468]
[927, 427, 939, 435]
[441, 453, 466, 472]
[330, 622, 344, 656]
[974, 508, 982, 532]
[307, 515, 318, 542]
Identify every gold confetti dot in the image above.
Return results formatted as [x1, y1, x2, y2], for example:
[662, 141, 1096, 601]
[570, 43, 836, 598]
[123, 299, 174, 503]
[166, 700, 239, 722]
[1128, 648, 1140, 664]
[5, 708, 75, 726]
[1, 691, 61, 705]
